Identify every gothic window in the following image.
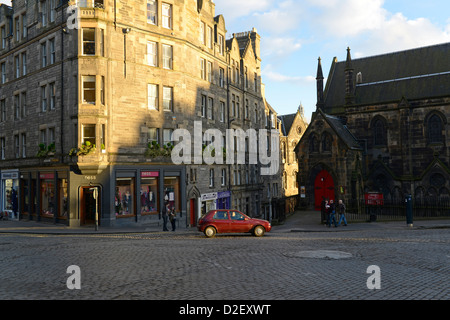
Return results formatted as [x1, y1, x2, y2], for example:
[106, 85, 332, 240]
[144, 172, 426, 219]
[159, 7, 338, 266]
[309, 134, 319, 153]
[427, 114, 443, 144]
[373, 118, 386, 146]
[321, 133, 332, 152]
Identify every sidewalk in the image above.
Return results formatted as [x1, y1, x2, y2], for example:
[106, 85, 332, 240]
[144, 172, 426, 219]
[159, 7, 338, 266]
[272, 210, 450, 233]
[0, 210, 449, 235]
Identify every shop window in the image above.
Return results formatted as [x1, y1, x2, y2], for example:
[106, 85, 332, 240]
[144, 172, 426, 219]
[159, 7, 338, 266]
[115, 177, 135, 216]
[164, 177, 180, 214]
[40, 173, 55, 217]
[140, 171, 159, 214]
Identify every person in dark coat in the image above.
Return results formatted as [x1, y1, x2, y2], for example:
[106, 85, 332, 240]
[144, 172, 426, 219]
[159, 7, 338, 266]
[162, 203, 169, 231]
[328, 199, 337, 227]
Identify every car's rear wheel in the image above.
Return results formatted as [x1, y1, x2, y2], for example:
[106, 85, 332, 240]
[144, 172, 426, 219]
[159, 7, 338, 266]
[204, 226, 216, 238]
[253, 225, 265, 237]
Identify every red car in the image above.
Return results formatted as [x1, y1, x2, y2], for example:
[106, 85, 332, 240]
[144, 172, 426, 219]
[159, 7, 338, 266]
[198, 209, 272, 237]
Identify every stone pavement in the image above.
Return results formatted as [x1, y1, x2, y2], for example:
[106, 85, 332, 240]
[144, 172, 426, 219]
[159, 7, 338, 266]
[0, 210, 449, 235]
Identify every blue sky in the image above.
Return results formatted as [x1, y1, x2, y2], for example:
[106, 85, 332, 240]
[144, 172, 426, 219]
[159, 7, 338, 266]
[213, 0, 450, 121]
[1, 0, 448, 122]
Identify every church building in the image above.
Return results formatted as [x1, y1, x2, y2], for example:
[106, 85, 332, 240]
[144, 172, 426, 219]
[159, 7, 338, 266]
[295, 43, 450, 215]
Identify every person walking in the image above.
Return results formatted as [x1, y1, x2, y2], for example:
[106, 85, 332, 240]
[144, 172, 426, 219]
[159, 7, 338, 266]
[328, 199, 337, 227]
[337, 199, 348, 226]
[162, 202, 169, 231]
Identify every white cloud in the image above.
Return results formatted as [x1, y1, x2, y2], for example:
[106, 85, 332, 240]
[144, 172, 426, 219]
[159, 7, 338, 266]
[262, 65, 315, 85]
[261, 36, 303, 58]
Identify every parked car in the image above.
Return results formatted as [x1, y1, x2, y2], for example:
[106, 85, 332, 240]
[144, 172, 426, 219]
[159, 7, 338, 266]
[198, 209, 272, 237]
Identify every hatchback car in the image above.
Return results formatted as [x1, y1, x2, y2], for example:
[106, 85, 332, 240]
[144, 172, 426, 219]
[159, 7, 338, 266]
[198, 209, 271, 237]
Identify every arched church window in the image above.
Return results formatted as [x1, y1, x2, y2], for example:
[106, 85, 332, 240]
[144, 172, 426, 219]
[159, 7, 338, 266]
[428, 114, 443, 144]
[373, 118, 387, 146]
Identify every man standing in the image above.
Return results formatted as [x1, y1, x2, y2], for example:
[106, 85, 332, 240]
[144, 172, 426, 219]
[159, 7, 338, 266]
[337, 199, 348, 226]
[162, 202, 169, 231]
[328, 200, 337, 227]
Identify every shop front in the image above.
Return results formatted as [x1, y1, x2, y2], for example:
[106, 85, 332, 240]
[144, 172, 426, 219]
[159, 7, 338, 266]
[1, 170, 19, 220]
[111, 166, 186, 227]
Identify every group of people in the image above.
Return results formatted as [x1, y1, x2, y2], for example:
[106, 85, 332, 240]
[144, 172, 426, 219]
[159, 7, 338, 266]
[321, 198, 348, 227]
[161, 202, 177, 231]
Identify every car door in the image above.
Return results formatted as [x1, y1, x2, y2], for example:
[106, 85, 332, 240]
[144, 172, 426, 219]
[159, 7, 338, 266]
[212, 210, 230, 233]
[229, 211, 252, 233]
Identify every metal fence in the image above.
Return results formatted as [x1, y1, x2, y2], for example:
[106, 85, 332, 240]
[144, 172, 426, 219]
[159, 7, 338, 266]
[346, 196, 450, 222]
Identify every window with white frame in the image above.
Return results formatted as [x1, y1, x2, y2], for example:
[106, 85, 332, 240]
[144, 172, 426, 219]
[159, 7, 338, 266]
[207, 97, 213, 120]
[41, 85, 47, 111]
[219, 67, 224, 88]
[14, 94, 19, 120]
[200, 58, 206, 80]
[49, 38, 55, 64]
[40, 129, 46, 145]
[0, 99, 5, 122]
[82, 28, 95, 55]
[221, 169, 226, 186]
[0, 137, 5, 160]
[220, 101, 225, 123]
[147, 0, 157, 25]
[21, 133, 26, 158]
[147, 41, 158, 67]
[201, 94, 206, 118]
[147, 128, 159, 144]
[82, 76, 96, 104]
[207, 26, 213, 49]
[163, 86, 173, 112]
[41, 0, 48, 27]
[49, 82, 56, 110]
[207, 61, 212, 82]
[209, 169, 214, 187]
[15, 55, 20, 78]
[200, 21, 205, 44]
[162, 3, 172, 29]
[163, 128, 173, 146]
[22, 14, 27, 39]
[218, 34, 224, 55]
[14, 134, 19, 158]
[1, 62, 5, 83]
[148, 84, 158, 110]
[41, 42, 47, 67]
[162, 44, 173, 69]
[82, 124, 96, 146]
[20, 92, 26, 118]
[22, 52, 27, 75]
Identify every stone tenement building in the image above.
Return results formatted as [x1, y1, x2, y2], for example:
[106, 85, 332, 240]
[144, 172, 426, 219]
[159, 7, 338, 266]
[0, 0, 281, 227]
[296, 43, 450, 212]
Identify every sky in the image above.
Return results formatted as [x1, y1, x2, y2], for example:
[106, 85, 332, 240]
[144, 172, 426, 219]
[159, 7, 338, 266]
[1, 0, 449, 122]
[213, 0, 450, 122]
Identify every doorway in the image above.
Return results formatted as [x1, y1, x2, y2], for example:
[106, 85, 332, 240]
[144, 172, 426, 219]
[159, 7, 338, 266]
[80, 186, 100, 225]
[314, 170, 335, 210]
[189, 198, 196, 226]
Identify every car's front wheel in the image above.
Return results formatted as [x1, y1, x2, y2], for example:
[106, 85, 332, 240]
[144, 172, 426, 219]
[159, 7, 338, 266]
[204, 226, 217, 238]
[253, 225, 265, 237]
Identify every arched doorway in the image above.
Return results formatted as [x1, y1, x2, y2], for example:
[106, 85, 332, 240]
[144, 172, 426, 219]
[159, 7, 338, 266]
[314, 170, 335, 210]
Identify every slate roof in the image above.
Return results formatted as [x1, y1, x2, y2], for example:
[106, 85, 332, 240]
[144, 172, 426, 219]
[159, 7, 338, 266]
[278, 113, 296, 136]
[323, 42, 450, 114]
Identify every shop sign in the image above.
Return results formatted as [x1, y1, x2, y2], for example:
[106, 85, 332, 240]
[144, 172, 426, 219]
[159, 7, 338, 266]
[1, 172, 19, 180]
[40, 173, 55, 180]
[201, 192, 217, 201]
[141, 171, 159, 177]
[217, 191, 231, 199]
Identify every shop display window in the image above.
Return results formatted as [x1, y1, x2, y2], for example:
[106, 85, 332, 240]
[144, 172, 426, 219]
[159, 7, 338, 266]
[141, 171, 159, 214]
[40, 173, 55, 217]
[164, 176, 180, 213]
[115, 177, 135, 216]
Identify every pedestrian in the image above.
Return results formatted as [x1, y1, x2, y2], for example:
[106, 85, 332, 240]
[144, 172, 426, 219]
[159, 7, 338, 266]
[328, 199, 337, 227]
[324, 199, 330, 226]
[169, 210, 176, 231]
[162, 202, 169, 231]
[337, 199, 348, 226]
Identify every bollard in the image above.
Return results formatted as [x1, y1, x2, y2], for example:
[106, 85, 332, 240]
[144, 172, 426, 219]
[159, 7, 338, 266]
[405, 194, 413, 227]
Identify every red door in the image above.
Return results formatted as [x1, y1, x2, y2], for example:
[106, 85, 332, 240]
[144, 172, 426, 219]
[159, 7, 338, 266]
[190, 199, 196, 226]
[314, 170, 335, 210]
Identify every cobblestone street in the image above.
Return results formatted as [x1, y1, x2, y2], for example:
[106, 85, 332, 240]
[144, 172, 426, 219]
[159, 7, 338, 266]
[1, 220, 449, 301]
